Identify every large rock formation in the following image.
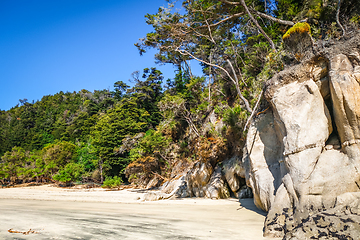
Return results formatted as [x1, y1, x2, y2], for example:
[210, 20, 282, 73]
[142, 160, 231, 201]
[243, 33, 360, 238]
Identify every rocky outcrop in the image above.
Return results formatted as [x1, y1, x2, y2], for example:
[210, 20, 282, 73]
[243, 32, 360, 239]
[204, 165, 230, 199]
[142, 160, 232, 201]
[221, 156, 246, 198]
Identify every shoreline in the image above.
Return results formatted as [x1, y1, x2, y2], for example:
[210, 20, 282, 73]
[0, 184, 244, 205]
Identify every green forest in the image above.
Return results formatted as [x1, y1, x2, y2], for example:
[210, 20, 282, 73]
[1, 0, 359, 187]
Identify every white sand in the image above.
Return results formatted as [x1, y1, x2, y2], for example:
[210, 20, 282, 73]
[0, 185, 279, 240]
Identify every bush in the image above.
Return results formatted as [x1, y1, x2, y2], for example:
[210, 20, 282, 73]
[42, 141, 78, 172]
[223, 105, 247, 128]
[102, 176, 123, 188]
[53, 162, 84, 184]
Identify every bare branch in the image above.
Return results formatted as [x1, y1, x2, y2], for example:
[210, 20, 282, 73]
[226, 59, 253, 113]
[336, 0, 345, 37]
[219, 0, 294, 26]
[176, 48, 235, 83]
[244, 89, 263, 132]
[214, 89, 226, 97]
[229, 40, 248, 86]
[209, 51, 213, 102]
[182, 107, 200, 137]
[200, 6, 216, 44]
[239, 0, 276, 50]
[251, 10, 294, 26]
[219, 0, 241, 5]
[195, 12, 245, 29]
[183, 60, 193, 78]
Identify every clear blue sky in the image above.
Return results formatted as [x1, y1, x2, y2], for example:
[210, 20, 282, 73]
[0, 0, 201, 111]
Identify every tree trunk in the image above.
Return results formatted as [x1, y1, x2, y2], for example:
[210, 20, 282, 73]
[99, 157, 104, 184]
[336, 0, 345, 37]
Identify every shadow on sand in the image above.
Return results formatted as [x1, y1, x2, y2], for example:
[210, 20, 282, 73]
[238, 198, 267, 216]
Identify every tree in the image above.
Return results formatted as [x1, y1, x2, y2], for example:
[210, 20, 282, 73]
[0, 147, 27, 184]
[113, 81, 129, 100]
[127, 67, 164, 128]
[137, 0, 359, 121]
[91, 100, 150, 176]
[136, 0, 283, 114]
[41, 141, 78, 177]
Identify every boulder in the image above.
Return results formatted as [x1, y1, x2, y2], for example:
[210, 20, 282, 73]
[221, 156, 246, 196]
[187, 161, 213, 197]
[237, 185, 253, 199]
[204, 166, 230, 199]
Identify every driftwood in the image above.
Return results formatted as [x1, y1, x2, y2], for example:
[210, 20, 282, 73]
[8, 228, 39, 235]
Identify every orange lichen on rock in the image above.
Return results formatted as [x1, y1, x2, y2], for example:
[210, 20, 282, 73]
[283, 22, 311, 40]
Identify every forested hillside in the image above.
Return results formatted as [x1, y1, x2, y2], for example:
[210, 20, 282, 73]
[1, 0, 359, 187]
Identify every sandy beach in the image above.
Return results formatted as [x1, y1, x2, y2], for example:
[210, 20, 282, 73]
[0, 185, 278, 240]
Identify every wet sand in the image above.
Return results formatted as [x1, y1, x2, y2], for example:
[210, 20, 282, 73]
[0, 185, 278, 240]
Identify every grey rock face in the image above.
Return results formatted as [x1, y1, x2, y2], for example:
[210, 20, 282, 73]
[243, 110, 282, 212]
[243, 33, 360, 239]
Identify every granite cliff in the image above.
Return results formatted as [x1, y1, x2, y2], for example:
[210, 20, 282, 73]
[244, 32, 360, 239]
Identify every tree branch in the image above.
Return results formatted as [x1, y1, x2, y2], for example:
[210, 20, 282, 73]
[200, 6, 216, 44]
[244, 89, 263, 132]
[182, 109, 200, 137]
[219, 0, 294, 26]
[215, 88, 226, 97]
[219, 0, 241, 5]
[226, 59, 253, 113]
[176, 48, 252, 113]
[251, 10, 294, 26]
[195, 12, 245, 30]
[336, 0, 345, 37]
[229, 40, 248, 86]
[239, 0, 276, 50]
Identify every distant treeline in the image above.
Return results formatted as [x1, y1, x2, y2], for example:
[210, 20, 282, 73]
[0, 68, 164, 185]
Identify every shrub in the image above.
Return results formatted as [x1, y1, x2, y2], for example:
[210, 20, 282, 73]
[42, 141, 78, 171]
[102, 176, 123, 188]
[53, 162, 84, 184]
[223, 105, 247, 128]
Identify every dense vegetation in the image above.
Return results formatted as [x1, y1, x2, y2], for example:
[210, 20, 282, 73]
[1, 0, 359, 187]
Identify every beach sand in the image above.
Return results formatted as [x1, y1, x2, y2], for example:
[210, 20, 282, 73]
[0, 185, 279, 240]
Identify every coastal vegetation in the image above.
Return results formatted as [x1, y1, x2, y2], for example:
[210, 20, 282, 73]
[1, 0, 359, 187]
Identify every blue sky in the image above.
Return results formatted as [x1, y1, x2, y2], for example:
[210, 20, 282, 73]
[0, 0, 201, 111]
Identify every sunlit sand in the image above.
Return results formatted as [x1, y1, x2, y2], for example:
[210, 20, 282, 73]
[0, 185, 279, 239]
